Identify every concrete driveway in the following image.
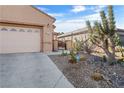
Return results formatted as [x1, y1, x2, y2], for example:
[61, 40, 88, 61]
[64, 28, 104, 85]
[0, 53, 74, 88]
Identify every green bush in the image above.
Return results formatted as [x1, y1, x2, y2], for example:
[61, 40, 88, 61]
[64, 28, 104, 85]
[69, 50, 77, 62]
[61, 50, 68, 56]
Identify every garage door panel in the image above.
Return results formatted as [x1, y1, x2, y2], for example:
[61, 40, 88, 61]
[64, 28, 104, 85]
[0, 25, 41, 53]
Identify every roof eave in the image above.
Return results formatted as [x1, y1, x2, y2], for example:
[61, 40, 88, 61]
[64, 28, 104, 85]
[30, 5, 56, 22]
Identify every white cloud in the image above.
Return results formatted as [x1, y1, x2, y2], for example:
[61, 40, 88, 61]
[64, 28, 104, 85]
[36, 6, 49, 12]
[82, 13, 101, 21]
[48, 13, 65, 17]
[36, 6, 65, 17]
[117, 23, 124, 29]
[59, 13, 100, 23]
[71, 5, 86, 13]
[90, 5, 107, 13]
[55, 13, 101, 32]
[55, 21, 86, 33]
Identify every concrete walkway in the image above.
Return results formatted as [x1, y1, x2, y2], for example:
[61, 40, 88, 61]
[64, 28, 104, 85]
[46, 50, 70, 56]
[0, 53, 74, 88]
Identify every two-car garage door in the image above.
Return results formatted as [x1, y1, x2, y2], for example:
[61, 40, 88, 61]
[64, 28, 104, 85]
[0, 25, 41, 53]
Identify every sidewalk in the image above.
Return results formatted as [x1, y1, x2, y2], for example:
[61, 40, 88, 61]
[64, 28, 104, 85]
[46, 50, 70, 56]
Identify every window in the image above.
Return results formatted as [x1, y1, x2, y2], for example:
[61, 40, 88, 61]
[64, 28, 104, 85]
[27, 30, 32, 32]
[35, 30, 39, 33]
[10, 28, 17, 32]
[19, 29, 25, 32]
[1, 28, 8, 31]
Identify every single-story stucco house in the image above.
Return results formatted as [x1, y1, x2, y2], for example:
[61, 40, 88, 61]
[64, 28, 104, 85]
[58, 27, 124, 50]
[0, 5, 56, 53]
[58, 28, 88, 50]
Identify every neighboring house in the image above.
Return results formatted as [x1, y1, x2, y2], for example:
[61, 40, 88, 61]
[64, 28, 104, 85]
[58, 27, 89, 42]
[58, 28, 89, 50]
[0, 5, 55, 53]
[58, 27, 124, 50]
[52, 32, 59, 51]
[117, 28, 124, 45]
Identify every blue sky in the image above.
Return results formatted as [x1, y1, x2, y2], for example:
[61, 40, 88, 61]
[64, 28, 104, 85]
[35, 5, 124, 33]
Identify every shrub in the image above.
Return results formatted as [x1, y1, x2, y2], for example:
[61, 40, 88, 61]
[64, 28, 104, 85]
[73, 38, 82, 52]
[91, 72, 103, 81]
[68, 50, 77, 63]
[61, 50, 68, 56]
[73, 38, 93, 54]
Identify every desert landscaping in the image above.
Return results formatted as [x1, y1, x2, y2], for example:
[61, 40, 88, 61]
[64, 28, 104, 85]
[49, 51, 124, 88]
[49, 5, 124, 88]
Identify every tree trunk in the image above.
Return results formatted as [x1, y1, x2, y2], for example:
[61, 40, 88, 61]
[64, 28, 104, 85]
[104, 48, 116, 63]
[110, 38, 116, 58]
[120, 46, 124, 57]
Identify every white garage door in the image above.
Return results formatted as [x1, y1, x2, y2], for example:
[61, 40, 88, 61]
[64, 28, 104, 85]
[0, 25, 41, 53]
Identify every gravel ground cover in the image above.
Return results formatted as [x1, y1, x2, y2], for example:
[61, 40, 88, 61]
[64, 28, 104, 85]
[49, 54, 124, 88]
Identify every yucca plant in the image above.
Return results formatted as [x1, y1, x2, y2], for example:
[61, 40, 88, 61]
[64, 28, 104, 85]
[86, 5, 122, 63]
[73, 37, 93, 55]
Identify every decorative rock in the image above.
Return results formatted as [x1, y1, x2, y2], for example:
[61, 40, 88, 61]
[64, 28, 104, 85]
[117, 77, 124, 87]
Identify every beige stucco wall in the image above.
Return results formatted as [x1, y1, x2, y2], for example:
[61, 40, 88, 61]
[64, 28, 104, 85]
[53, 40, 58, 51]
[73, 33, 88, 42]
[66, 40, 72, 50]
[0, 6, 55, 25]
[58, 33, 88, 50]
[43, 25, 54, 52]
[59, 37, 65, 42]
[0, 5, 55, 53]
[53, 34, 58, 40]
[59, 33, 88, 42]
[65, 36, 72, 41]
